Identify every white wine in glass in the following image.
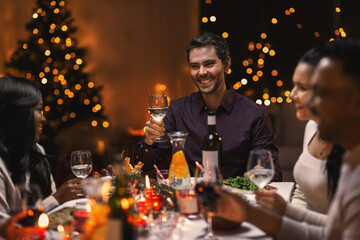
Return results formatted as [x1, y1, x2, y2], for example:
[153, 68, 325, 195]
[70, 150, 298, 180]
[148, 93, 168, 142]
[247, 149, 274, 189]
[70, 150, 93, 178]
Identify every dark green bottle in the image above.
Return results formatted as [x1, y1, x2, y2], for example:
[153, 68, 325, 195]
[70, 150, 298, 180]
[202, 111, 223, 184]
[107, 154, 136, 240]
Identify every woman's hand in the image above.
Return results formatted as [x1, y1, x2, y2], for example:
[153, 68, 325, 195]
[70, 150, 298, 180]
[144, 119, 165, 145]
[53, 178, 84, 204]
[213, 186, 248, 223]
[255, 189, 286, 215]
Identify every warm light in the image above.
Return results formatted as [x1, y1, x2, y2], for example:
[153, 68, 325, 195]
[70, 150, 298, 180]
[264, 100, 271, 106]
[41, 11, 46, 17]
[227, 68, 232, 74]
[257, 59, 264, 65]
[297, 23, 303, 29]
[101, 181, 111, 202]
[271, 97, 276, 103]
[57, 99, 63, 105]
[159, 84, 166, 91]
[145, 175, 151, 189]
[92, 107, 98, 113]
[271, 18, 278, 24]
[269, 50, 275, 56]
[121, 198, 130, 210]
[66, 42, 72, 47]
[248, 42, 255, 51]
[33, 13, 39, 19]
[241, 78, 248, 85]
[38, 213, 49, 228]
[103, 121, 110, 128]
[50, 23, 56, 29]
[39, 72, 45, 78]
[49, 29, 54, 34]
[47, 58, 52, 63]
[289, 7, 295, 13]
[45, 50, 51, 56]
[256, 99, 262, 105]
[59, 1, 65, 6]
[70, 52, 76, 58]
[76, 58, 83, 65]
[286, 97, 292, 103]
[242, 60, 249, 66]
[33, 28, 39, 34]
[91, 120, 98, 127]
[271, 70, 278, 76]
[57, 225, 65, 233]
[41, 78, 47, 84]
[256, 43, 262, 49]
[233, 82, 241, 90]
[53, 69, 58, 75]
[61, 116, 68, 122]
[61, 25, 68, 31]
[54, 8, 60, 14]
[75, 84, 81, 90]
[335, 30, 340, 35]
[202, 17, 208, 23]
[54, 89, 60, 95]
[210, 16, 216, 22]
[58, 75, 64, 80]
[339, 28, 344, 33]
[86, 203, 91, 212]
[84, 99, 90, 105]
[314, 32, 320, 38]
[65, 54, 71, 60]
[55, 37, 60, 43]
[285, 91, 291, 97]
[37, 38, 44, 44]
[263, 93, 269, 99]
[50, 1, 56, 6]
[341, 32, 346, 37]
[64, 89, 70, 95]
[95, 104, 102, 111]
[262, 47, 269, 53]
[246, 68, 253, 74]
[61, 80, 67, 85]
[205, 0, 212, 4]
[260, 33, 267, 39]
[257, 70, 263, 77]
[37, 8, 42, 14]
[222, 32, 229, 38]
[252, 75, 259, 81]
[276, 80, 283, 87]
[44, 67, 50, 72]
[88, 82, 95, 88]
[285, 10, 290, 15]
[277, 97, 283, 103]
[335, 7, 341, 12]
[26, 73, 32, 79]
[45, 106, 50, 112]
[73, 65, 79, 70]
[329, 38, 335, 42]
[23, 43, 28, 49]
[93, 96, 99, 102]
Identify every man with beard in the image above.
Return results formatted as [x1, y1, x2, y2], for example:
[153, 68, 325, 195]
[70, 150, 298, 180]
[134, 32, 281, 181]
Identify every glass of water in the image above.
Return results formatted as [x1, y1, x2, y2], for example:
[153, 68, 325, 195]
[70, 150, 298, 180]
[247, 149, 274, 189]
[70, 150, 93, 178]
[148, 93, 168, 142]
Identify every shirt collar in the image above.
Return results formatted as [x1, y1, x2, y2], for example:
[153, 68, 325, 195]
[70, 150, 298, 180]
[194, 88, 236, 115]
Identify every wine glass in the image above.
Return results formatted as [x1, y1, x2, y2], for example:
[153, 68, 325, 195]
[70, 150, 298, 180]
[195, 166, 221, 240]
[148, 93, 168, 142]
[70, 150, 93, 178]
[247, 149, 274, 189]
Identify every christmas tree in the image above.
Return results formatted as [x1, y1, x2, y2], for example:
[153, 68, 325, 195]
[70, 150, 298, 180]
[6, 0, 107, 137]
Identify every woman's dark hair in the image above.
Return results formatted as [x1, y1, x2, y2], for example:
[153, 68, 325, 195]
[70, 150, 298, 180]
[326, 144, 345, 199]
[0, 76, 52, 197]
[298, 46, 324, 67]
[185, 31, 230, 64]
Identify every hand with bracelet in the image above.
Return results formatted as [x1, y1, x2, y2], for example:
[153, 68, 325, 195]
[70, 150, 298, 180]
[144, 118, 165, 146]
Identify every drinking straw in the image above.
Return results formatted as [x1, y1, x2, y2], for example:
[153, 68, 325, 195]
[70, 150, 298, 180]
[195, 161, 204, 172]
[153, 164, 168, 185]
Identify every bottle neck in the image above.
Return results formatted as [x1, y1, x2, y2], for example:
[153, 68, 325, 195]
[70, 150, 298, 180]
[208, 115, 216, 133]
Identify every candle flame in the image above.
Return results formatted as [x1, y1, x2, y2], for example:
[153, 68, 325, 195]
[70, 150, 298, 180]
[121, 198, 130, 210]
[38, 213, 49, 228]
[145, 175, 150, 189]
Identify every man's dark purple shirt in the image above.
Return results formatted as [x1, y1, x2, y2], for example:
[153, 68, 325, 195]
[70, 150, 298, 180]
[134, 89, 282, 181]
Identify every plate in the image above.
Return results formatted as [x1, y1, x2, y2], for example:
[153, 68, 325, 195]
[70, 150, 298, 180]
[222, 183, 278, 195]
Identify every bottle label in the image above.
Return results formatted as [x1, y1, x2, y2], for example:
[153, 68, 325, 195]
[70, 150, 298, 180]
[107, 218, 123, 240]
[208, 115, 216, 125]
[202, 151, 218, 182]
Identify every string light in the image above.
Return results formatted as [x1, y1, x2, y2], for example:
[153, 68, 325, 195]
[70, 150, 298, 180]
[202, 17, 208, 23]
[271, 18, 278, 24]
[222, 32, 229, 38]
[335, 7, 341, 12]
[210, 16, 216, 22]
[103, 121, 110, 128]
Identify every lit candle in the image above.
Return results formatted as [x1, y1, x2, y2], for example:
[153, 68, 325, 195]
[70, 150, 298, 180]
[145, 175, 153, 201]
[36, 213, 49, 240]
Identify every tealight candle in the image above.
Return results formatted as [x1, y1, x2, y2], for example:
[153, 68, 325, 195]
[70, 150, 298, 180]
[36, 213, 49, 240]
[145, 175, 153, 201]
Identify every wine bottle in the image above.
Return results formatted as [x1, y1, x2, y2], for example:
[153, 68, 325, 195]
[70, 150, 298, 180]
[202, 111, 222, 184]
[107, 154, 136, 240]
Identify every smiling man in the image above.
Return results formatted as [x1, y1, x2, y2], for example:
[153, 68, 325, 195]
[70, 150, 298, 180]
[134, 32, 281, 180]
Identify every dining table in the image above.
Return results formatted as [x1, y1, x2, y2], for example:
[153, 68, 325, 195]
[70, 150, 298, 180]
[45, 181, 294, 240]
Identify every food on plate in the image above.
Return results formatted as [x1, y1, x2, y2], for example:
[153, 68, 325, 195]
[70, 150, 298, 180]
[48, 207, 75, 229]
[223, 176, 270, 191]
